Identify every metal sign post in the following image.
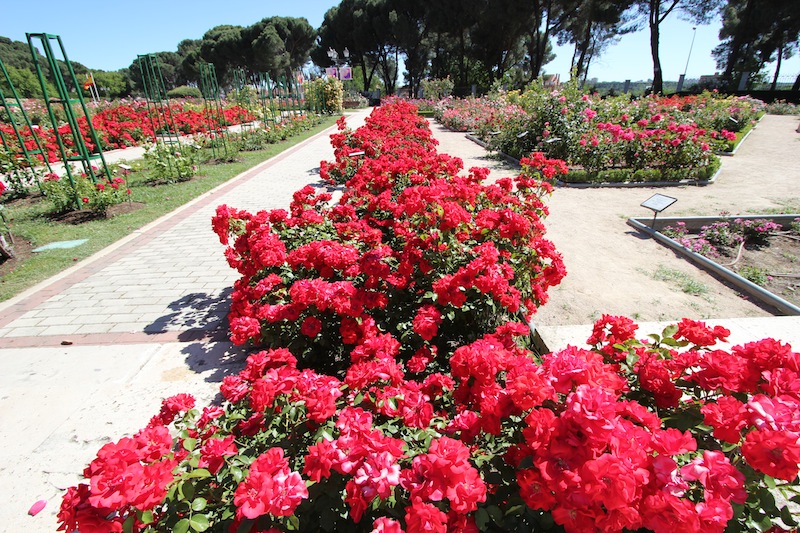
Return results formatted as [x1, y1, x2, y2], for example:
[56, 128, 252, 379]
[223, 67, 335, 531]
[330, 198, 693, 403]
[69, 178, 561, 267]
[641, 193, 677, 229]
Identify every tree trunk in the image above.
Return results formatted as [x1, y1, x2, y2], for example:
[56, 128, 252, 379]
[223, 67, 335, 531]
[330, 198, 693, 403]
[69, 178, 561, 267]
[722, 0, 757, 83]
[575, 21, 593, 84]
[771, 43, 783, 91]
[649, 0, 664, 94]
[458, 30, 467, 87]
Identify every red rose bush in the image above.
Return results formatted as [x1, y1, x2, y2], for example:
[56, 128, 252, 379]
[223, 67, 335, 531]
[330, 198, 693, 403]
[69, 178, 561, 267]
[57, 102, 800, 533]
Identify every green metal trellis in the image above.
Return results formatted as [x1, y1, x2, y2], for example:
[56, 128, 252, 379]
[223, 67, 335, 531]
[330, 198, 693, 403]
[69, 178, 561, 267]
[257, 72, 278, 127]
[137, 53, 187, 179]
[0, 57, 51, 192]
[198, 63, 230, 159]
[26, 33, 111, 203]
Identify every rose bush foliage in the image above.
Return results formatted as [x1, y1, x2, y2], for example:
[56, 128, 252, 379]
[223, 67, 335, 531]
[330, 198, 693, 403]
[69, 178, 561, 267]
[435, 82, 764, 182]
[57, 101, 799, 533]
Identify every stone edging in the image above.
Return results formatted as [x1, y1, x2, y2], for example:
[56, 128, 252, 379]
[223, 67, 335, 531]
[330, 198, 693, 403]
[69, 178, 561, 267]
[627, 216, 800, 316]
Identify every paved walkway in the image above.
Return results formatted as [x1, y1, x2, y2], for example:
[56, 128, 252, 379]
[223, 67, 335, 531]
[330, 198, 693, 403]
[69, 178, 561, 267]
[2, 107, 800, 532]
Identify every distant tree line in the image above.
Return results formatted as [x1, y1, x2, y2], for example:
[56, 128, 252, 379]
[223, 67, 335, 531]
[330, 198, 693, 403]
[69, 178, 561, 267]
[1, 1, 797, 100]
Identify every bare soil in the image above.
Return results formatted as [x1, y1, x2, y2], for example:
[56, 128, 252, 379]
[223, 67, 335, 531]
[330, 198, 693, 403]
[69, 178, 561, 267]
[724, 233, 800, 308]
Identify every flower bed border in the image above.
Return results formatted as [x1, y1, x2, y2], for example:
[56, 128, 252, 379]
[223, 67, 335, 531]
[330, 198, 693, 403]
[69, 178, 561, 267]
[717, 113, 764, 156]
[627, 214, 800, 315]
[465, 133, 722, 188]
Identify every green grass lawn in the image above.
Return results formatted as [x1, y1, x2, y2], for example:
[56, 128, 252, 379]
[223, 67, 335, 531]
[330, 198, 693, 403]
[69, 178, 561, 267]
[0, 116, 337, 302]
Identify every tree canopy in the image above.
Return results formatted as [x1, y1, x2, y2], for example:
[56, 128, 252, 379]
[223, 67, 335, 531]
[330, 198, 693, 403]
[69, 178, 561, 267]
[714, 0, 800, 90]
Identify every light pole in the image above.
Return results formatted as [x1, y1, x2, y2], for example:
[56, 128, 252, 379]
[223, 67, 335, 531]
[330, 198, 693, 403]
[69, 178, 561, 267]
[326, 47, 339, 67]
[683, 27, 697, 79]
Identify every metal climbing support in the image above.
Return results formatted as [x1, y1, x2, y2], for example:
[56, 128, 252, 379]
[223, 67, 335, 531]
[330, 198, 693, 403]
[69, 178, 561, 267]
[257, 72, 278, 127]
[26, 33, 111, 195]
[198, 63, 230, 159]
[0, 57, 51, 193]
[230, 66, 254, 134]
[137, 53, 187, 179]
[233, 67, 247, 92]
[137, 53, 181, 145]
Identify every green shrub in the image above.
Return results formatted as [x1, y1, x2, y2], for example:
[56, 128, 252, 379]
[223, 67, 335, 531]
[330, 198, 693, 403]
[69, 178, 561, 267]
[739, 265, 769, 286]
[563, 169, 588, 183]
[765, 100, 800, 115]
[599, 169, 631, 182]
[41, 171, 130, 216]
[0, 146, 41, 199]
[342, 91, 368, 109]
[166, 86, 202, 99]
[421, 77, 454, 100]
[633, 169, 661, 182]
[141, 142, 199, 184]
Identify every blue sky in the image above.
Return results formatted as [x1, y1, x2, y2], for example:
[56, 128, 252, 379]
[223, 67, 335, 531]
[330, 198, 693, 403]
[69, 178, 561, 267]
[1, 1, 797, 83]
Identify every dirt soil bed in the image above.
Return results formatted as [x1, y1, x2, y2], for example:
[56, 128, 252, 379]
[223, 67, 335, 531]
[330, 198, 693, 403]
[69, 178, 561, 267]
[724, 233, 800, 308]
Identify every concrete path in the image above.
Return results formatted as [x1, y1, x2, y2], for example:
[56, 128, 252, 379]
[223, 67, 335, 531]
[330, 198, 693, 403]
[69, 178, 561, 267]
[2, 106, 800, 532]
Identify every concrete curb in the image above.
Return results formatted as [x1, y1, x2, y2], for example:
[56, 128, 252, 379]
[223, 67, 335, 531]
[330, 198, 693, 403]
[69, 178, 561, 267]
[627, 216, 800, 316]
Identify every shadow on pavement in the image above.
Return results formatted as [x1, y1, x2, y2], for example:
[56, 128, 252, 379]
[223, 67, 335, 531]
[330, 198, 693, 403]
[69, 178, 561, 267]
[181, 340, 249, 385]
[144, 288, 232, 335]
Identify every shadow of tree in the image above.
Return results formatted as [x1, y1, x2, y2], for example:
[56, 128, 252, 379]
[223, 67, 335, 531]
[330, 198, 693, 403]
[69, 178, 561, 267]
[144, 288, 232, 335]
[181, 340, 250, 386]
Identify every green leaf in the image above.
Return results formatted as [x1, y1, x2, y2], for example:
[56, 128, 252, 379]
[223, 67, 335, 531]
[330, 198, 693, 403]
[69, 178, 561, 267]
[140, 510, 155, 525]
[191, 497, 207, 512]
[179, 480, 195, 501]
[475, 507, 490, 530]
[174, 518, 190, 533]
[183, 437, 197, 452]
[189, 514, 210, 532]
[662, 324, 679, 338]
[123, 514, 136, 533]
[764, 475, 777, 490]
[185, 468, 211, 479]
[286, 515, 300, 530]
[488, 505, 504, 525]
[782, 505, 799, 527]
[230, 466, 244, 482]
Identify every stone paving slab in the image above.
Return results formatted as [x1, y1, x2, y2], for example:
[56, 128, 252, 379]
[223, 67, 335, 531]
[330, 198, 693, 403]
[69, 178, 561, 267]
[0, 341, 248, 533]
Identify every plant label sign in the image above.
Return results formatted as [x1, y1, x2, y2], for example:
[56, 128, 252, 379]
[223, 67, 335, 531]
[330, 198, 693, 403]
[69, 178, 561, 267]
[641, 193, 677, 213]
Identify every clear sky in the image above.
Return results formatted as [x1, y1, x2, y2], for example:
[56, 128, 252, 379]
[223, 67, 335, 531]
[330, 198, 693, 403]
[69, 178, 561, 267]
[1, 1, 797, 84]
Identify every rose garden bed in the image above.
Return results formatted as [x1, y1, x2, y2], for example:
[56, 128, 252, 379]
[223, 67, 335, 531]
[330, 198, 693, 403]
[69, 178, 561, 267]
[52, 101, 800, 533]
[436, 82, 763, 186]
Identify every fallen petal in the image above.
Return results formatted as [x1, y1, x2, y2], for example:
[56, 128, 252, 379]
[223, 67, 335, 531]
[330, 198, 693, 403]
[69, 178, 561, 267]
[28, 500, 46, 516]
